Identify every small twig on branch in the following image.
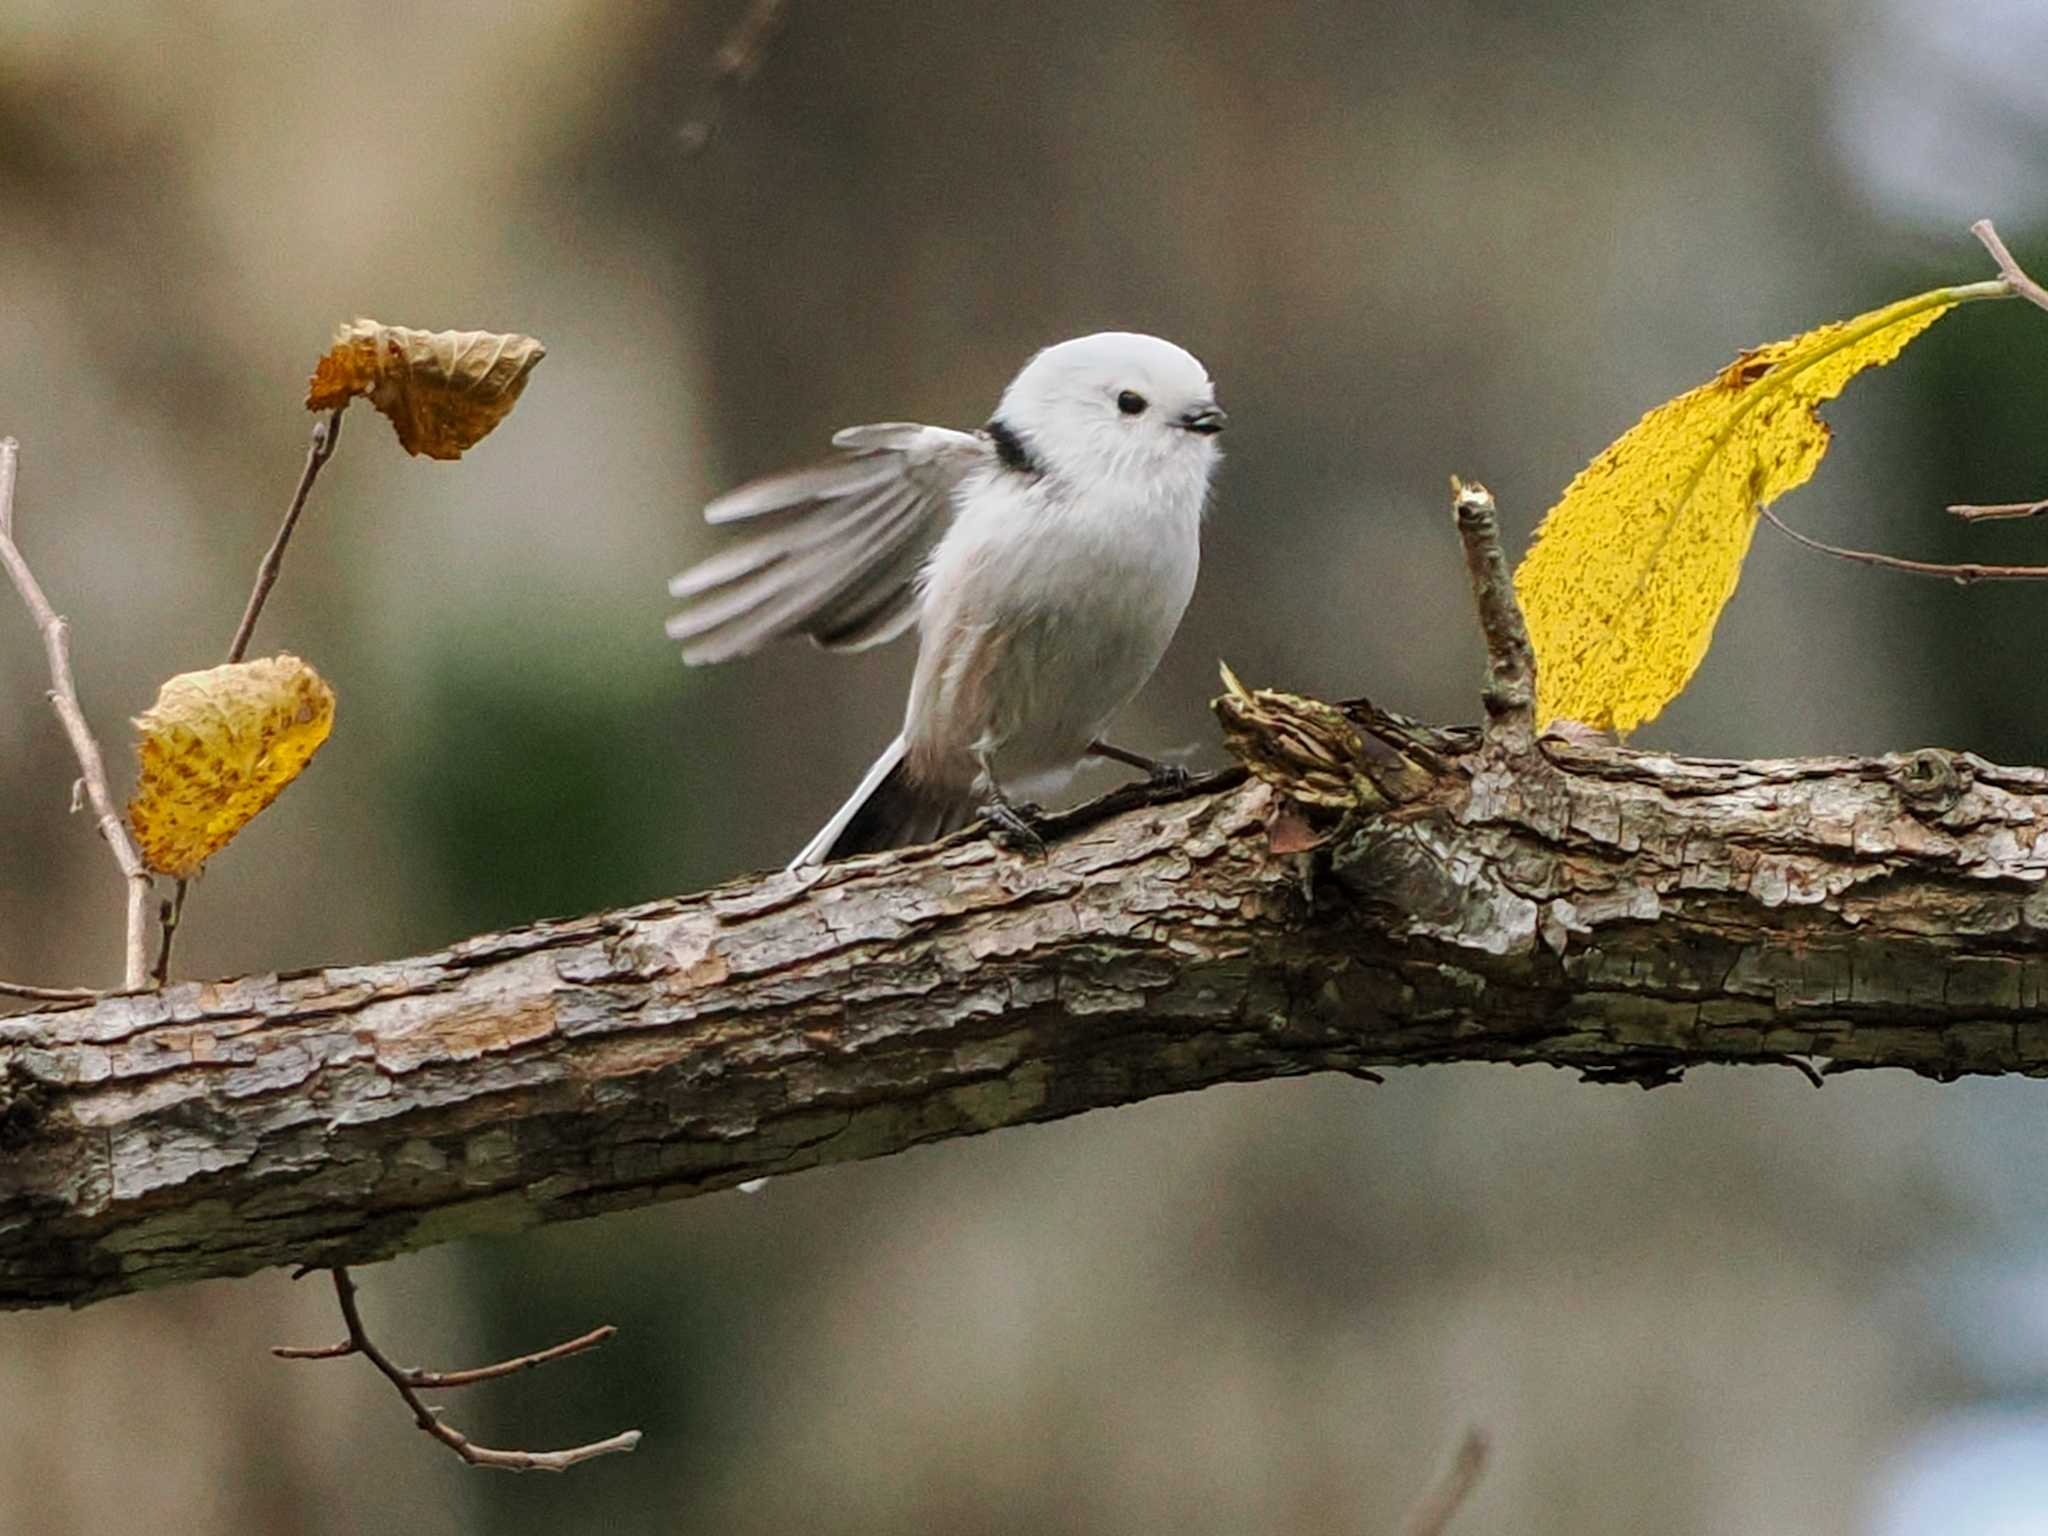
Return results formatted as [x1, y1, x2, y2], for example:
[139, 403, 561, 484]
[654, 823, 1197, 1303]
[1933, 224, 2048, 526]
[1759, 504, 2048, 583]
[273, 1267, 640, 1473]
[407, 1325, 620, 1388]
[1949, 498, 2048, 523]
[403, 1325, 620, 1389]
[1973, 218, 2048, 316]
[151, 880, 188, 988]
[0, 438, 154, 989]
[1767, 1051, 1827, 1089]
[273, 1312, 617, 1387]
[678, 0, 790, 155]
[0, 979, 100, 1003]
[1449, 476, 1536, 748]
[1399, 1427, 1490, 1536]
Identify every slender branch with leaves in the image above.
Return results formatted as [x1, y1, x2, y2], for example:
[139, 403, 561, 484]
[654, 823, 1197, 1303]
[0, 317, 632, 1472]
[155, 408, 344, 985]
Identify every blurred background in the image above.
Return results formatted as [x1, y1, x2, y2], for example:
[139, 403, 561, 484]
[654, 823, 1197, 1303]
[4, 0, 2048, 1530]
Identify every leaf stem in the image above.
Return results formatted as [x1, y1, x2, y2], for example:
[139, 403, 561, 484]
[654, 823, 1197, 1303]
[227, 409, 343, 665]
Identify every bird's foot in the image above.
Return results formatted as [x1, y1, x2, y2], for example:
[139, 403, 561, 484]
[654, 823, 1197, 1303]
[982, 795, 1047, 858]
[1145, 761, 1191, 792]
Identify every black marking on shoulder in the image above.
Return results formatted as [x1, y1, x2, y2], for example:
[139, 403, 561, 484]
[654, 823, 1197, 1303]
[986, 417, 1042, 476]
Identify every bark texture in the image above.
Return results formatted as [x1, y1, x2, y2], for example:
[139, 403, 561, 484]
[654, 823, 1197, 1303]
[7, 697, 2048, 1311]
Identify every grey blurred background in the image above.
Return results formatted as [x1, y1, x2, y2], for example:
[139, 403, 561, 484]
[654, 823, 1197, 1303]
[4, 0, 2048, 1531]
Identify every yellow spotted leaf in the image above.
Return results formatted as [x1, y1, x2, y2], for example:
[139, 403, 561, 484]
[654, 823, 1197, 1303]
[306, 319, 545, 460]
[128, 655, 336, 878]
[1514, 284, 1992, 733]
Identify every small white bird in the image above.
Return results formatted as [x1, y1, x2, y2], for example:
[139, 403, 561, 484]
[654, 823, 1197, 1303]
[666, 331, 1226, 868]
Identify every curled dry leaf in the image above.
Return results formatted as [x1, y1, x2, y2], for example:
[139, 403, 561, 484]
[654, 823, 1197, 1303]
[128, 655, 336, 879]
[1212, 660, 1372, 808]
[1265, 801, 1331, 855]
[305, 320, 545, 460]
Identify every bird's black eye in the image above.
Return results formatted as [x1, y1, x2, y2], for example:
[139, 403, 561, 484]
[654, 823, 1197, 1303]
[1116, 390, 1147, 416]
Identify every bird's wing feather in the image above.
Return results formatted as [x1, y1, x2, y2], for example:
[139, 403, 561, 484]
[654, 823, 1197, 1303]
[666, 424, 989, 664]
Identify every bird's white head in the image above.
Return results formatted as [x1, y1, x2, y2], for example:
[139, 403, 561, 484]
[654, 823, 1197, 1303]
[988, 332, 1225, 499]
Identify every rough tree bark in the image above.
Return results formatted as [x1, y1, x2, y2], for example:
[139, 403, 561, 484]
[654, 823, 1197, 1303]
[8, 687, 2048, 1310]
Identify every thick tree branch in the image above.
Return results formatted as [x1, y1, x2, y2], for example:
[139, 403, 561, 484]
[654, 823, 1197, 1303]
[10, 698, 2048, 1308]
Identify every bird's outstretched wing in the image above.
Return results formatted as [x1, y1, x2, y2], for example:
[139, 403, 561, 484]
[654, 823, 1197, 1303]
[665, 423, 991, 665]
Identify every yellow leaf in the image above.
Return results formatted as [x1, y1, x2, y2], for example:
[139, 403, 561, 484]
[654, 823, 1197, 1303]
[128, 655, 336, 878]
[305, 319, 545, 460]
[1514, 285, 1988, 733]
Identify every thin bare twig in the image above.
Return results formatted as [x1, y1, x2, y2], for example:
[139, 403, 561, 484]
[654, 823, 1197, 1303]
[1930, 223, 2048, 525]
[678, 0, 791, 155]
[151, 879, 188, 988]
[1973, 218, 2048, 315]
[273, 1267, 640, 1473]
[1400, 1427, 1490, 1536]
[269, 1335, 355, 1361]
[155, 409, 345, 985]
[0, 979, 101, 1002]
[276, 1318, 619, 1388]
[271, 1323, 620, 1388]
[226, 409, 343, 665]
[406, 1326, 620, 1389]
[1449, 476, 1537, 748]
[0, 438, 154, 989]
[1760, 504, 2048, 583]
[1949, 498, 2048, 523]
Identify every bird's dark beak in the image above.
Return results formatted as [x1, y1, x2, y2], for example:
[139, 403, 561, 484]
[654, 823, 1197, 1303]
[1179, 404, 1228, 436]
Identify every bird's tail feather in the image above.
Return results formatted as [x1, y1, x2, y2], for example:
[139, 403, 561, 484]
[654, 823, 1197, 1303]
[788, 735, 976, 869]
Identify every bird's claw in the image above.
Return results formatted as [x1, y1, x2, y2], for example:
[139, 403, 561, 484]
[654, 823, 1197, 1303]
[1147, 762, 1192, 792]
[983, 798, 1048, 858]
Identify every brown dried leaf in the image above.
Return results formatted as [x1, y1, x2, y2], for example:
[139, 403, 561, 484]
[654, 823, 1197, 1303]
[1265, 801, 1331, 855]
[1212, 661, 1371, 808]
[306, 319, 545, 460]
[128, 655, 336, 878]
